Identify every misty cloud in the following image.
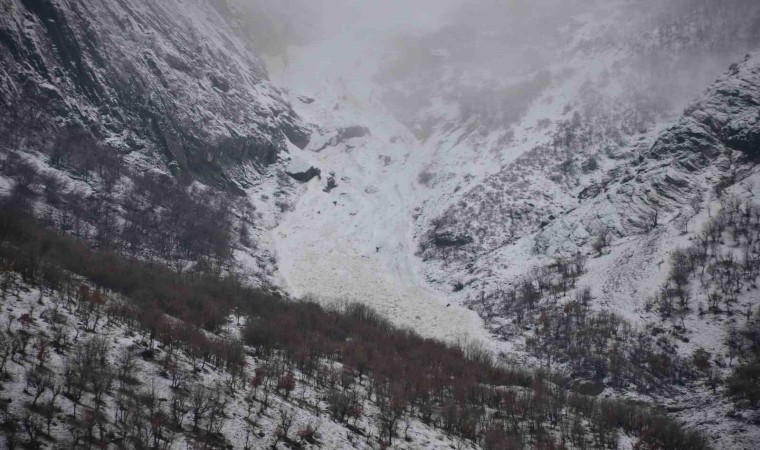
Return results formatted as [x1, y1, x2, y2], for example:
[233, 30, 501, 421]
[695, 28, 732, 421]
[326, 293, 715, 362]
[232, 0, 760, 137]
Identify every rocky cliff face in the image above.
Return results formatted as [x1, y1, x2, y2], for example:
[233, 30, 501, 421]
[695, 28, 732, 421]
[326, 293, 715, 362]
[601, 53, 760, 238]
[649, 57, 760, 164]
[465, 53, 760, 282]
[459, 54, 760, 448]
[411, 14, 760, 281]
[0, 0, 309, 187]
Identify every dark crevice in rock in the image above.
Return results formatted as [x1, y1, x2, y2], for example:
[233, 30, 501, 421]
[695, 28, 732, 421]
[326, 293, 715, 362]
[433, 233, 474, 248]
[287, 166, 321, 182]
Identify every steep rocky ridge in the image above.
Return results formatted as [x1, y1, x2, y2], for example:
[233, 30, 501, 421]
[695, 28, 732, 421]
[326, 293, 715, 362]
[530, 54, 760, 259]
[406, 0, 760, 275]
[0, 0, 309, 187]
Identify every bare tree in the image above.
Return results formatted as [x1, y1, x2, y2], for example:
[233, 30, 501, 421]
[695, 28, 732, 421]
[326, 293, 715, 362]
[26, 366, 53, 406]
[273, 408, 295, 448]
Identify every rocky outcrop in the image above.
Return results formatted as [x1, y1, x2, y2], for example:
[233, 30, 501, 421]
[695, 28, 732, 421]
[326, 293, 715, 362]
[336, 125, 370, 141]
[314, 125, 370, 152]
[285, 153, 320, 182]
[287, 166, 321, 182]
[648, 55, 760, 165]
[0, 0, 310, 186]
[533, 54, 760, 254]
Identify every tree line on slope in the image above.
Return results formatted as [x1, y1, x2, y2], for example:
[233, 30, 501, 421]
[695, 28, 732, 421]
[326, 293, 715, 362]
[468, 188, 760, 417]
[0, 195, 710, 449]
[469, 256, 700, 394]
[2, 130, 237, 266]
[646, 194, 760, 409]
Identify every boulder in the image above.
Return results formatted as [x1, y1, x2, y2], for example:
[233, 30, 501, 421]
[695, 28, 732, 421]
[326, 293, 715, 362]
[286, 155, 320, 182]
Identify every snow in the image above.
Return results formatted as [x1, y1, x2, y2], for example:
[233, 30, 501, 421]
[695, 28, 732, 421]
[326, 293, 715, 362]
[262, 11, 652, 352]
[261, 17, 631, 353]
[3, 0, 760, 446]
[0, 277, 480, 450]
[284, 151, 315, 176]
[255, 8, 760, 448]
[266, 34, 493, 348]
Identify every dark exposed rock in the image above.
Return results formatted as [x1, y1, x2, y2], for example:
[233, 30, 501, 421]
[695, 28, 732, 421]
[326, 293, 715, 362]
[723, 118, 760, 159]
[664, 174, 689, 188]
[287, 166, 321, 182]
[323, 175, 338, 193]
[314, 125, 370, 152]
[578, 183, 606, 200]
[433, 233, 473, 248]
[337, 125, 370, 141]
[0, 0, 310, 187]
[280, 118, 311, 149]
[209, 74, 231, 93]
[648, 54, 760, 164]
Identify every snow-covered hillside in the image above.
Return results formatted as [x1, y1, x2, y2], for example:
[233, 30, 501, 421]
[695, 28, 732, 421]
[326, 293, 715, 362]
[262, 1, 760, 447]
[266, 0, 759, 346]
[2, 0, 760, 448]
[0, 0, 318, 286]
[265, 34, 492, 347]
[0, 275, 480, 450]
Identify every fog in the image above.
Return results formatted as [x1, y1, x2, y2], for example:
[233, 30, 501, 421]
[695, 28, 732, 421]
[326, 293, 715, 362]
[235, 0, 760, 130]
[233, 0, 464, 53]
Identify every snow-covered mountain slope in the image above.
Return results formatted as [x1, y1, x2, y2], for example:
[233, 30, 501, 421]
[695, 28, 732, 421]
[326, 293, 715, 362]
[452, 55, 760, 447]
[262, 2, 760, 447]
[2, 0, 760, 446]
[265, 0, 760, 343]
[0, 0, 308, 187]
[455, 53, 760, 296]
[0, 0, 323, 287]
[410, 0, 760, 277]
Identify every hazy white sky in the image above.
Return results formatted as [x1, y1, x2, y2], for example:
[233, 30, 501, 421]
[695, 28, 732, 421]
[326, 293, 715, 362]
[241, 0, 760, 115]
[235, 0, 472, 55]
[308, 0, 465, 36]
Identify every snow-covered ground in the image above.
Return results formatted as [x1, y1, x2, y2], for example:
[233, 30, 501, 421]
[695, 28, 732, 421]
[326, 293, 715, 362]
[265, 34, 494, 348]
[255, 10, 760, 448]
[261, 17, 619, 349]
[0, 277, 479, 450]
[261, 17, 662, 351]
